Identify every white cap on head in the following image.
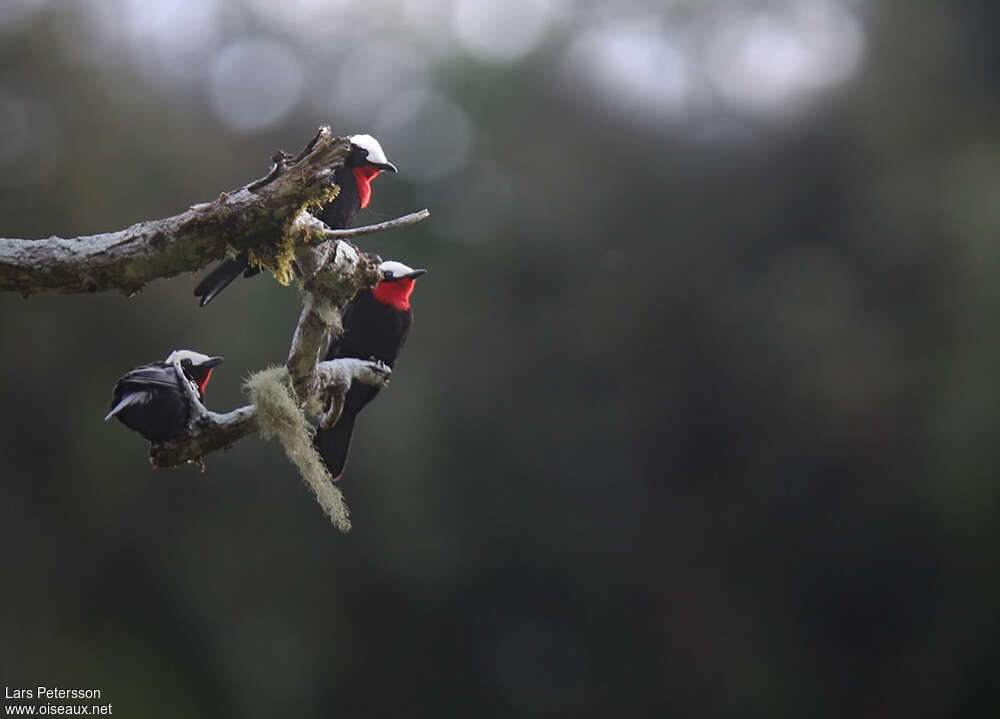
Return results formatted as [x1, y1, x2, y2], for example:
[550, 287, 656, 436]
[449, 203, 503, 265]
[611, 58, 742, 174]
[348, 133, 393, 168]
[378, 260, 427, 281]
[165, 349, 220, 366]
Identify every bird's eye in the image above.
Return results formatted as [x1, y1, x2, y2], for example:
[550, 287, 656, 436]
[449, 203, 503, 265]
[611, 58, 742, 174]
[182, 359, 192, 368]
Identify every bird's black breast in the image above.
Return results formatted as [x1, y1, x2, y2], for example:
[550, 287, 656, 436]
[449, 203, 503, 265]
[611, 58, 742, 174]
[317, 166, 362, 230]
[329, 289, 413, 367]
[324, 289, 413, 417]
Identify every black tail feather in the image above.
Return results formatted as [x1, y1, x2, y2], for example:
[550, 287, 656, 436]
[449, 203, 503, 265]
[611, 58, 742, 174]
[315, 412, 358, 481]
[194, 255, 250, 306]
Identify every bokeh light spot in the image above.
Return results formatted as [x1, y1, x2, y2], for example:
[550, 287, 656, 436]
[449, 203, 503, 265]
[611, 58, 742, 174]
[705, 0, 865, 112]
[452, 0, 558, 65]
[375, 89, 474, 183]
[565, 20, 698, 120]
[0, 0, 49, 29]
[80, 0, 221, 86]
[323, 41, 430, 123]
[208, 39, 305, 134]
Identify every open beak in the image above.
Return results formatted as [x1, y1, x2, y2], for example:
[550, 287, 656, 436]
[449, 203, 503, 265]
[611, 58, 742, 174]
[377, 161, 398, 173]
[403, 268, 427, 279]
[201, 356, 224, 369]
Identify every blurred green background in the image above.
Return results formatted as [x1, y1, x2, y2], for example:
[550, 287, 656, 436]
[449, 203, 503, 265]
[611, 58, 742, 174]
[2, 0, 998, 716]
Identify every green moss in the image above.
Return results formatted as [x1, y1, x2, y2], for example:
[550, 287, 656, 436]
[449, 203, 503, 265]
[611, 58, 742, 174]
[245, 366, 351, 531]
[245, 184, 342, 286]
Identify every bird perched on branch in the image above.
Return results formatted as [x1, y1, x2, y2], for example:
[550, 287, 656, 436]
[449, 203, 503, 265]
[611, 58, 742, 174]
[316, 260, 426, 480]
[193, 134, 397, 306]
[106, 350, 223, 443]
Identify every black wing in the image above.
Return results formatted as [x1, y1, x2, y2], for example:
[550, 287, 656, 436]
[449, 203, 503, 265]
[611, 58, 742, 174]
[114, 363, 181, 391]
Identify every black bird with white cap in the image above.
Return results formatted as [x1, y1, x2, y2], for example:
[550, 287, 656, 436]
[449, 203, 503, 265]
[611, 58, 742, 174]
[316, 259, 426, 480]
[106, 350, 223, 443]
[194, 133, 398, 306]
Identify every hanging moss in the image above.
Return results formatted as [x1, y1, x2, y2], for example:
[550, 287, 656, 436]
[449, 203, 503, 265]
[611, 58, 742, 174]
[245, 365, 351, 532]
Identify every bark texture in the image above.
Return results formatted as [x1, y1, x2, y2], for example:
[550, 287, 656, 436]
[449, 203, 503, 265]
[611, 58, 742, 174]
[0, 127, 351, 296]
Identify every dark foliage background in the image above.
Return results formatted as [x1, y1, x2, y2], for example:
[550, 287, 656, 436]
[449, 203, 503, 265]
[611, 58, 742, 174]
[2, 1, 998, 716]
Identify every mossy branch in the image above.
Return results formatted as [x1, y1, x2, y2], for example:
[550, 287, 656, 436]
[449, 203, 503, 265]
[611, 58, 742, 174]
[148, 357, 390, 531]
[0, 126, 351, 296]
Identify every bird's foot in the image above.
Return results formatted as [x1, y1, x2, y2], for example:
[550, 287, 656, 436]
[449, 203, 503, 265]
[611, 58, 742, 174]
[315, 357, 392, 391]
[313, 358, 392, 428]
[358, 358, 392, 387]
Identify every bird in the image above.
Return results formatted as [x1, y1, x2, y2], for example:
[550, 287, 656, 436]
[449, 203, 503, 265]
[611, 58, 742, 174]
[316, 260, 426, 480]
[193, 133, 398, 306]
[106, 350, 223, 443]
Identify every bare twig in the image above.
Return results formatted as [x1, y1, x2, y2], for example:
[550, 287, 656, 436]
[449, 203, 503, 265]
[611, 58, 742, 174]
[302, 208, 430, 240]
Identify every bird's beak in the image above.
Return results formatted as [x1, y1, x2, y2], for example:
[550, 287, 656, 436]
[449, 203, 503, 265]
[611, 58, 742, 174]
[377, 161, 398, 173]
[201, 356, 224, 368]
[403, 268, 427, 279]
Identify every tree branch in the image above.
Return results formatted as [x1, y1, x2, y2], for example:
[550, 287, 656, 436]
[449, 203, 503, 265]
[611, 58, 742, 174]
[150, 406, 259, 468]
[139, 201, 428, 474]
[286, 239, 373, 411]
[302, 208, 430, 240]
[0, 126, 352, 296]
[147, 358, 391, 468]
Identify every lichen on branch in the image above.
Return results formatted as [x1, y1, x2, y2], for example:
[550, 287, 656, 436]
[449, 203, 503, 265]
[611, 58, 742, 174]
[0, 126, 352, 296]
[247, 367, 351, 531]
[149, 357, 391, 531]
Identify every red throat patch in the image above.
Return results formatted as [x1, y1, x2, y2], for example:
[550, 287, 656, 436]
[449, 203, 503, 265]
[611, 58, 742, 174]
[372, 278, 416, 310]
[198, 369, 213, 395]
[352, 166, 382, 209]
